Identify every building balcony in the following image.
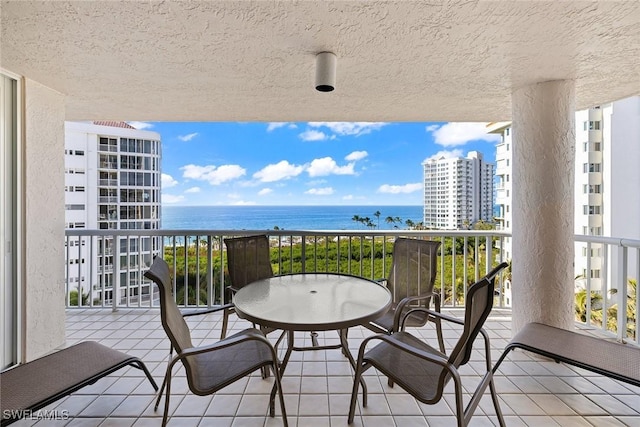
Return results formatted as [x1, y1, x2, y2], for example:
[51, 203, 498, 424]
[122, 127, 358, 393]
[65, 229, 639, 344]
[14, 306, 635, 426]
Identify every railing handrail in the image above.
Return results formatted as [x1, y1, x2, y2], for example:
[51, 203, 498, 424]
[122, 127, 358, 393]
[575, 234, 640, 249]
[65, 229, 512, 238]
[63, 228, 638, 344]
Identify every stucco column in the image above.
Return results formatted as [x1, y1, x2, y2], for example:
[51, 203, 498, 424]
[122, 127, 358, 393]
[23, 79, 66, 360]
[511, 80, 575, 334]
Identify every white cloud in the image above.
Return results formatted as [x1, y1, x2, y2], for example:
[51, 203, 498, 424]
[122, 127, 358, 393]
[308, 122, 387, 136]
[181, 164, 246, 185]
[307, 157, 355, 177]
[185, 186, 200, 193]
[305, 187, 334, 196]
[162, 173, 179, 188]
[345, 151, 368, 161]
[378, 183, 423, 194]
[232, 200, 257, 205]
[127, 121, 153, 130]
[299, 130, 329, 141]
[258, 188, 273, 196]
[178, 132, 198, 142]
[266, 122, 289, 132]
[162, 194, 185, 204]
[427, 122, 501, 147]
[342, 194, 354, 200]
[425, 124, 439, 132]
[253, 160, 305, 182]
[423, 149, 465, 162]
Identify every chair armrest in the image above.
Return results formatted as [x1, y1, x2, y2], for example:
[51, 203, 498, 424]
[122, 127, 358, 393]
[177, 328, 273, 359]
[400, 306, 464, 330]
[360, 333, 450, 368]
[393, 292, 441, 332]
[182, 303, 234, 318]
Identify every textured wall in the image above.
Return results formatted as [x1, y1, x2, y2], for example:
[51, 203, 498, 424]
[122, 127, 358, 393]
[23, 79, 66, 361]
[511, 80, 576, 334]
[2, 1, 640, 122]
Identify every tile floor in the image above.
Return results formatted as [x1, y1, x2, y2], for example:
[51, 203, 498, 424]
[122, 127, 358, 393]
[10, 308, 639, 426]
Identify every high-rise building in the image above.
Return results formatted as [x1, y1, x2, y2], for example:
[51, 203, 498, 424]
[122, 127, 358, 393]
[574, 96, 640, 292]
[64, 121, 162, 305]
[487, 121, 513, 262]
[489, 95, 640, 295]
[422, 151, 494, 230]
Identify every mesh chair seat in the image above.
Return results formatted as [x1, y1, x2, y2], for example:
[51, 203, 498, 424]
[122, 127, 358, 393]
[222, 235, 275, 339]
[368, 302, 431, 332]
[144, 256, 288, 426]
[187, 329, 275, 394]
[349, 262, 510, 427]
[363, 331, 447, 402]
[366, 237, 445, 353]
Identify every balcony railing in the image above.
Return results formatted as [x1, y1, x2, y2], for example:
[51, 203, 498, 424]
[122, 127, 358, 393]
[63, 229, 639, 344]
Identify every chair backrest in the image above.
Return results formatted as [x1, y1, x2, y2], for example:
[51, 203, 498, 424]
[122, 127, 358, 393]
[144, 257, 194, 354]
[387, 238, 441, 303]
[224, 235, 274, 289]
[447, 262, 510, 368]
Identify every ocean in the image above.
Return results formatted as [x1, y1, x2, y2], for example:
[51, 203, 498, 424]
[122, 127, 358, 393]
[161, 205, 423, 230]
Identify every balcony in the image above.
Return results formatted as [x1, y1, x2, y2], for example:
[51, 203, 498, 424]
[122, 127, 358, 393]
[15, 306, 635, 426]
[65, 229, 639, 344]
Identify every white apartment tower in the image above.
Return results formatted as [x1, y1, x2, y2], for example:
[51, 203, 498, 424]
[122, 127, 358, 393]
[65, 121, 162, 305]
[490, 95, 640, 296]
[574, 96, 640, 292]
[487, 121, 513, 262]
[422, 151, 494, 230]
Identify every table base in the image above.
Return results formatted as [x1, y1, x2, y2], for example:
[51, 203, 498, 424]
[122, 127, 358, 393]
[269, 329, 367, 416]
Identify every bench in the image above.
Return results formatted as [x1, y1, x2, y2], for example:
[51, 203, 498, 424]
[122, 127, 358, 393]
[1, 341, 158, 426]
[493, 322, 640, 388]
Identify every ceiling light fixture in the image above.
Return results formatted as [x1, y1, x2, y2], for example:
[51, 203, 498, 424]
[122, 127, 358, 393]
[315, 51, 337, 92]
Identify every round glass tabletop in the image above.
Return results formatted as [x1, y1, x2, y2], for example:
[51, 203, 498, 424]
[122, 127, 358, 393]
[233, 273, 392, 331]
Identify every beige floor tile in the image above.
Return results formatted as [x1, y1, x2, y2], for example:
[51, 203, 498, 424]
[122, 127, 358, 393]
[56, 309, 639, 427]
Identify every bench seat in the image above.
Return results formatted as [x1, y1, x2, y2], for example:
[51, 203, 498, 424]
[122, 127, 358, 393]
[1, 341, 158, 426]
[493, 322, 640, 388]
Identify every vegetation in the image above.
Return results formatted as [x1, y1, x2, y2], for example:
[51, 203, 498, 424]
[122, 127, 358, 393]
[68, 289, 91, 307]
[574, 278, 637, 340]
[164, 234, 501, 308]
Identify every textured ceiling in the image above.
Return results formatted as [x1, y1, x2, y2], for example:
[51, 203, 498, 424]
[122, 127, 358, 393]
[2, 1, 640, 122]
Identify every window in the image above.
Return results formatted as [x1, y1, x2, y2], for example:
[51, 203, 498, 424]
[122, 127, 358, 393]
[583, 163, 601, 173]
[583, 205, 602, 215]
[582, 184, 601, 194]
[65, 204, 85, 211]
[584, 121, 601, 130]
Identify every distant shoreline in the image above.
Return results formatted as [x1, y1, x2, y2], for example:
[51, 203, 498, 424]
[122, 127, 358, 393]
[161, 205, 424, 231]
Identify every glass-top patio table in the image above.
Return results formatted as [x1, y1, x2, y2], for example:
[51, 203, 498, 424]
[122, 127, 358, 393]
[233, 272, 392, 415]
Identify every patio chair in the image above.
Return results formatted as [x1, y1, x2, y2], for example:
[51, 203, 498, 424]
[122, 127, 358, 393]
[221, 234, 275, 339]
[145, 256, 287, 427]
[348, 262, 509, 427]
[366, 238, 445, 353]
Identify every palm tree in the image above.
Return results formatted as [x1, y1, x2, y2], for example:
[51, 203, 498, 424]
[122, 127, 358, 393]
[385, 216, 403, 229]
[574, 288, 603, 324]
[607, 278, 637, 339]
[373, 210, 381, 229]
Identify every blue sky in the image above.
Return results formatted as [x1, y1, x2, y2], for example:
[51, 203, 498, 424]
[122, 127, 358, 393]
[128, 121, 501, 206]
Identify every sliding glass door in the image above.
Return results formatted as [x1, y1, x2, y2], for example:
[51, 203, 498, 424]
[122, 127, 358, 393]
[1, 73, 19, 369]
